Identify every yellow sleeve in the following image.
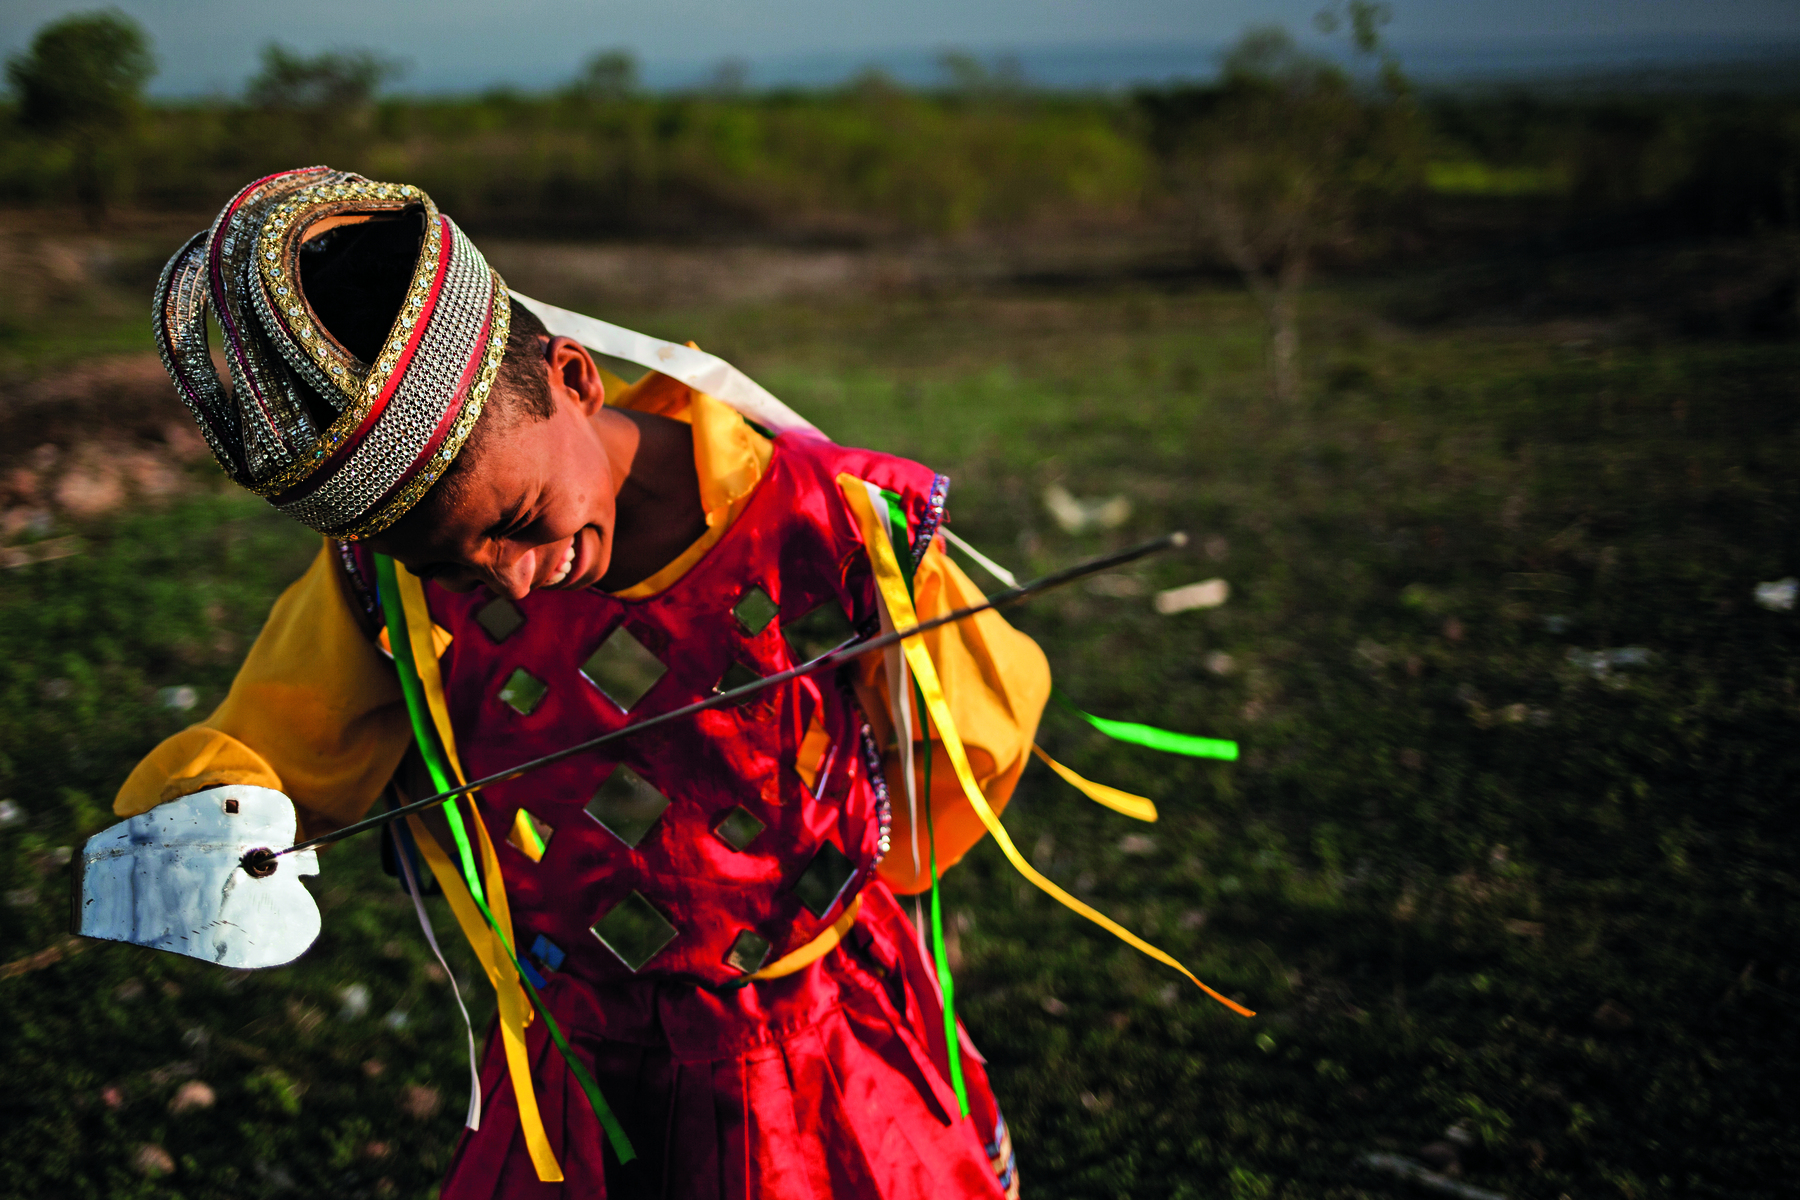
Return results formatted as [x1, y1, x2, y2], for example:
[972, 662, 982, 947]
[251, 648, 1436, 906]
[861, 542, 1051, 894]
[114, 541, 415, 843]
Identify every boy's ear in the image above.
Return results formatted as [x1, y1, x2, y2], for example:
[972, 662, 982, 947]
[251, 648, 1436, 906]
[544, 336, 606, 416]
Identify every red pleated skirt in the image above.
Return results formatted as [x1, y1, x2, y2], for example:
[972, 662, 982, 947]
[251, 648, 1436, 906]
[439, 881, 1019, 1199]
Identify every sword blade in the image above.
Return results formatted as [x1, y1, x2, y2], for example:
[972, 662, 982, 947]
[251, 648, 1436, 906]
[260, 531, 1186, 864]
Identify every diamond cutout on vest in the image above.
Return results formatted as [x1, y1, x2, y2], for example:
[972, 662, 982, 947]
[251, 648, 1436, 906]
[783, 600, 857, 663]
[724, 929, 772, 976]
[585, 766, 670, 848]
[580, 625, 667, 711]
[475, 596, 524, 642]
[712, 806, 766, 851]
[713, 660, 761, 703]
[506, 808, 554, 862]
[498, 667, 547, 716]
[530, 933, 565, 972]
[590, 891, 678, 972]
[794, 841, 857, 918]
[733, 586, 779, 636]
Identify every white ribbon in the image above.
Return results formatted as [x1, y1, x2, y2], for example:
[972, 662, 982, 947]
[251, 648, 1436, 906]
[509, 291, 820, 436]
[941, 527, 1018, 588]
[392, 827, 483, 1131]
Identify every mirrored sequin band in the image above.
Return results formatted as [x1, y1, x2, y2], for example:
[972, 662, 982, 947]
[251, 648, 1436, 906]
[150, 167, 512, 538]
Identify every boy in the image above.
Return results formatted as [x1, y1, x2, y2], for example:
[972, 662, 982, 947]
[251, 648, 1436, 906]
[116, 167, 1042, 1196]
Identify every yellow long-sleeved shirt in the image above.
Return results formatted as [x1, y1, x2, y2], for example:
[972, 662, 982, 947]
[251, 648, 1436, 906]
[115, 373, 1049, 893]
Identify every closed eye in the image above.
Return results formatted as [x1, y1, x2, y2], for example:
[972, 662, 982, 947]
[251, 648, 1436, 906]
[491, 497, 548, 545]
[485, 499, 526, 541]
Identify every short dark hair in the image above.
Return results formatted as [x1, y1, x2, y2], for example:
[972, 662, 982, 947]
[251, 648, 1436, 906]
[493, 295, 553, 420]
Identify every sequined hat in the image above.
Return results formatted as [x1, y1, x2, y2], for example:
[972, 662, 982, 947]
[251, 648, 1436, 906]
[152, 166, 510, 539]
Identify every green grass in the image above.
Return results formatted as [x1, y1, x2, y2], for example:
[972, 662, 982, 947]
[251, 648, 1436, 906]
[0, 495, 492, 1197]
[1, 279, 1796, 1198]
[0, 304, 155, 377]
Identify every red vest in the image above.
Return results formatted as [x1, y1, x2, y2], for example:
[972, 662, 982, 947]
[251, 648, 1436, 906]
[357, 433, 945, 991]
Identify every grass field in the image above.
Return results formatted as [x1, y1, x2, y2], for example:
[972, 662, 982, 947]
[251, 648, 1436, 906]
[0, 257, 1795, 1198]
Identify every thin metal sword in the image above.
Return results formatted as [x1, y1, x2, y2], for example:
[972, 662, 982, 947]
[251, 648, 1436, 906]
[248, 531, 1188, 871]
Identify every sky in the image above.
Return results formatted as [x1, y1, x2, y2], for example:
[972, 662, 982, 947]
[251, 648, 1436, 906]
[4, 0, 1800, 95]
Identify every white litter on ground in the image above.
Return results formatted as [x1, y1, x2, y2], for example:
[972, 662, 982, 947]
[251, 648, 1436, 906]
[1359, 1152, 1509, 1200]
[338, 983, 371, 1021]
[1042, 483, 1131, 535]
[157, 685, 198, 711]
[1568, 646, 1654, 678]
[1754, 577, 1796, 611]
[1155, 579, 1230, 614]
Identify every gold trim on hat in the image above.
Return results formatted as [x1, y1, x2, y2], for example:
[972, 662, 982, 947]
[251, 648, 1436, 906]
[250, 179, 451, 497]
[151, 168, 513, 539]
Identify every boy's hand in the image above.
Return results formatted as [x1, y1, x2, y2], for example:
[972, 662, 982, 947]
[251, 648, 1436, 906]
[73, 786, 321, 969]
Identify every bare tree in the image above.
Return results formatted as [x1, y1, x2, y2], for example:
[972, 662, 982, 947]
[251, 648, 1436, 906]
[247, 44, 403, 111]
[246, 43, 404, 155]
[705, 57, 751, 98]
[573, 49, 640, 102]
[936, 50, 1027, 100]
[1141, 4, 1419, 404]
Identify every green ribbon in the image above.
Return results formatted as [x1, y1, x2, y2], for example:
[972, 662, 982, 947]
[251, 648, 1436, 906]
[1055, 689, 1239, 761]
[374, 554, 636, 1164]
[920, 690, 968, 1116]
[879, 489, 970, 1119]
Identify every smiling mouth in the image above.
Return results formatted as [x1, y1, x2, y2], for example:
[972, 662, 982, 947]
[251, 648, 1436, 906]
[544, 540, 576, 587]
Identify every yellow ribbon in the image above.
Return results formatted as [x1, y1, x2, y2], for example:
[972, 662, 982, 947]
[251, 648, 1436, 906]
[838, 475, 1253, 1018]
[395, 566, 565, 1182]
[1031, 744, 1158, 822]
[747, 895, 864, 981]
[509, 809, 549, 862]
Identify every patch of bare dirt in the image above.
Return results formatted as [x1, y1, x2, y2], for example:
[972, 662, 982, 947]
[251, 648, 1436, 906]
[0, 354, 214, 536]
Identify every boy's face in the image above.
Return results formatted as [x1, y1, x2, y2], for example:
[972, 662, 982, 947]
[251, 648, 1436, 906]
[368, 338, 627, 599]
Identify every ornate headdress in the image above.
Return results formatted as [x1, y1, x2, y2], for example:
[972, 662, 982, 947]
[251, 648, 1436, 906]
[153, 167, 510, 539]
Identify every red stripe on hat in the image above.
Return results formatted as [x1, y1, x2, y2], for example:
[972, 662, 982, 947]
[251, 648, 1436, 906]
[356, 297, 495, 525]
[207, 168, 320, 426]
[270, 216, 455, 508]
